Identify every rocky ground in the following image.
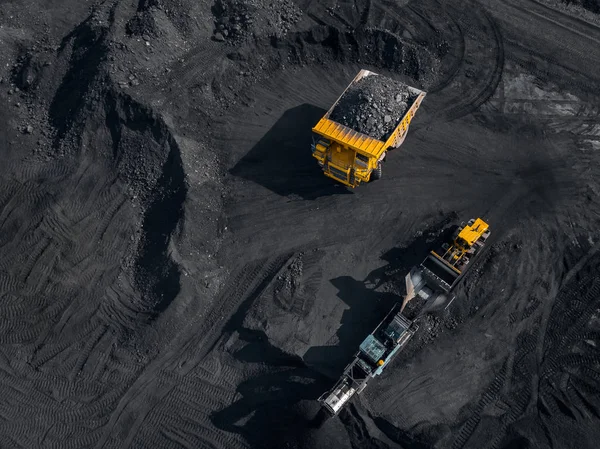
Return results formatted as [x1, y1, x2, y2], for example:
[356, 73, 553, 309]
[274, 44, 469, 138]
[329, 74, 418, 141]
[565, 0, 600, 13]
[0, 0, 600, 448]
[211, 0, 302, 42]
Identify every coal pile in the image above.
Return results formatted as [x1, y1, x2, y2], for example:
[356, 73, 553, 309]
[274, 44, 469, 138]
[212, 0, 254, 42]
[561, 0, 600, 13]
[212, 0, 302, 43]
[329, 74, 417, 141]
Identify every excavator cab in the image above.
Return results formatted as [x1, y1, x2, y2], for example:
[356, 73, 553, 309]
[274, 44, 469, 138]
[402, 218, 491, 313]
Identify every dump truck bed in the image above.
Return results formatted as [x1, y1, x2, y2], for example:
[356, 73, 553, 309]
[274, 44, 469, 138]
[312, 69, 426, 159]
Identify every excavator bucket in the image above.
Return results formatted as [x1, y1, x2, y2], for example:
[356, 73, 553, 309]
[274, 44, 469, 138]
[421, 254, 460, 291]
[422, 292, 453, 312]
[404, 267, 453, 313]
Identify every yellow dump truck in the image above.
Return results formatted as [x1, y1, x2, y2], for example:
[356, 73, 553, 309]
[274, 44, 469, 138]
[311, 69, 426, 187]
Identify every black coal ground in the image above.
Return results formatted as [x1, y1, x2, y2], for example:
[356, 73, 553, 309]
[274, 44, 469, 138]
[1, 0, 600, 449]
[329, 74, 416, 141]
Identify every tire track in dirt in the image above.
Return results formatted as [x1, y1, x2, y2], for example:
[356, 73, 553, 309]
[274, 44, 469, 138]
[94, 195, 127, 244]
[450, 366, 507, 449]
[0, 184, 47, 248]
[31, 320, 97, 369]
[0, 147, 135, 386]
[482, 0, 600, 97]
[510, 0, 600, 47]
[532, 241, 600, 398]
[118, 257, 294, 449]
[459, 247, 600, 449]
[540, 280, 600, 382]
[42, 207, 73, 244]
[29, 280, 104, 369]
[0, 362, 127, 447]
[434, 6, 504, 122]
[143, 375, 246, 449]
[79, 325, 118, 380]
[481, 326, 539, 448]
[99, 281, 146, 330]
[526, 259, 600, 443]
[69, 323, 109, 382]
[93, 253, 294, 449]
[373, 367, 443, 417]
[482, 235, 550, 401]
[5, 159, 72, 187]
[21, 239, 56, 286]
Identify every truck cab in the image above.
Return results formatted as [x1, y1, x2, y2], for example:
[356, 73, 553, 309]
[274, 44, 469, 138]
[311, 138, 376, 186]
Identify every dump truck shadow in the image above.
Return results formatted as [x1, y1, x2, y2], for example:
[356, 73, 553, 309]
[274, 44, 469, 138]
[229, 103, 352, 200]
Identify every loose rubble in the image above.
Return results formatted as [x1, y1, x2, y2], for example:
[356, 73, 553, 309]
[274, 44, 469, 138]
[212, 0, 302, 43]
[329, 74, 418, 141]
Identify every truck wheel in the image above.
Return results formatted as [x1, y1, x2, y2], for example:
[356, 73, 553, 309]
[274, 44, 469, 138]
[371, 163, 382, 181]
[349, 169, 356, 186]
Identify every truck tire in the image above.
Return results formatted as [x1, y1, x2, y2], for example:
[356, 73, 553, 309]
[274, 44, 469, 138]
[349, 169, 356, 186]
[371, 163, 382, 181]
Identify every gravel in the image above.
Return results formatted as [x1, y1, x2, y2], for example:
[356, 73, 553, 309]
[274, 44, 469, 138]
[212, 0, 302, 43]
[329, 74, 417, 141]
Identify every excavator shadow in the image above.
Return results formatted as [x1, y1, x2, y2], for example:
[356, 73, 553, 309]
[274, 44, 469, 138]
[365, 219, 459, 292]
[229, 103, 353, 200]
[304, 215, 460, 379]
[304, 276, 398, 377]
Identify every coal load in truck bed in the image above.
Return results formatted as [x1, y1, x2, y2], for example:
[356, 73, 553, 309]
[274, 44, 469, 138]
[329, 74, 417, 142]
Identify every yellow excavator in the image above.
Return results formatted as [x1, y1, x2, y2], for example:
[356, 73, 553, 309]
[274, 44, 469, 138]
[403, 217, 491, 312]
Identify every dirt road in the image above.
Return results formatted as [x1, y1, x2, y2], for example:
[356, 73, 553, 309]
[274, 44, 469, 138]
[0, 0, 599, 447]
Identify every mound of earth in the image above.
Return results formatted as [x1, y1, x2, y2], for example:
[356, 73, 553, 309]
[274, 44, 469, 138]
[563, 0, 600, 13]
[212, 0, 302, 43]
[329, 74, 418, 141]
